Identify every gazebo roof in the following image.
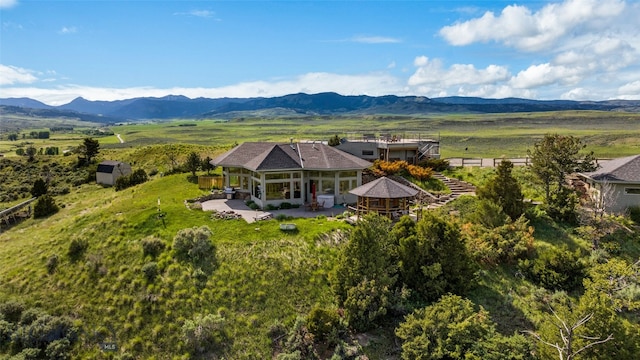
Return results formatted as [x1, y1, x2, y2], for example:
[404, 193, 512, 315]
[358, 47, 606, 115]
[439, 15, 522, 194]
[349, 176, 419, 198]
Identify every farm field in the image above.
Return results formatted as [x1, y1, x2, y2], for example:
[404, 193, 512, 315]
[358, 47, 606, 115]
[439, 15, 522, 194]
[2, 110, 640, 159]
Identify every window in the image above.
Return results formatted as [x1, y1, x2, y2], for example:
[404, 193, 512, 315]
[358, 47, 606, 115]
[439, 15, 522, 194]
[625, 188, 640, 195]
[266, 182, 289, 200]
[266, 173, 290, 180]
[339, 171, 357, 178]
[362, 150, 374, 156]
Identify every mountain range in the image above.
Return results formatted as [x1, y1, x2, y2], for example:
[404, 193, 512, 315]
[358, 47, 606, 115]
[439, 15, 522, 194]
[1, 92, 639, 123]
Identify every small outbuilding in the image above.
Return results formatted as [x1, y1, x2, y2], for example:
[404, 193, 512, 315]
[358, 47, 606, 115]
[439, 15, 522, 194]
[96, 160, 132, 186]
[349, 176, 419, 220]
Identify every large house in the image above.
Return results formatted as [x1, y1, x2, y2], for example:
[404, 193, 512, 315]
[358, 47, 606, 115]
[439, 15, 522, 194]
[210, 142, 372, 208]
[578, 154, 640, 214]
[334, 132, 440, 163]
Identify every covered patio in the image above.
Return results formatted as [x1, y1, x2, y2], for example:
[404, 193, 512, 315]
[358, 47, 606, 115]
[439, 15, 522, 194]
[349, 177, 419, 220]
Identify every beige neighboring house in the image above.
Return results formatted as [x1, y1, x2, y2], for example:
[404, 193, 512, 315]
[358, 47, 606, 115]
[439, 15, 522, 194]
[335, 132, 440, 163]
[210, 141, 372, 209]
[579, 155, 640, 214]
[96, 160, 132, 186]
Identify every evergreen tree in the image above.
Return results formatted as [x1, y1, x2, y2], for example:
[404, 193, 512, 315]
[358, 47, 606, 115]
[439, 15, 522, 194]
[30, 178, 48, 198]
[186, 152, 201, 177]
[396, 294, 495, 360]
[528, 134, 596, 203]
[477, 159, 524, 220]
[398, 212, 475, 301]
[330, 214, 397, 330]
[79, 137, 100, 165]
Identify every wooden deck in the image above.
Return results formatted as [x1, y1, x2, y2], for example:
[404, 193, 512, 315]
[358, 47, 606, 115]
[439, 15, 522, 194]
[0, 198, 36, 230]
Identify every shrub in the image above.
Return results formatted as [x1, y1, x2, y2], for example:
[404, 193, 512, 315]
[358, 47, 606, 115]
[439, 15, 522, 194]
[45, 338, 72, 360]
[142, 262, 158, 282]
[344, 279, 391, 332]
[418, 158, 450, 172]
[280, 202, 292, 209]
[67, 237, 88, 262]
[627, 205, 640, 224]
[306, 305, 343, 343]
[372, 160, 408, 175]
[518, 246, 586, 291]
[33, 195, 59, 218]
[141, 236, 165, 258]
[182, 313, 227, 355]
[0, 301, 25, 323]
[0, 319, 14, 345]
[406, 164, 433, 181]
[173, 226, 216, 269]
[46, 254, 59, 274]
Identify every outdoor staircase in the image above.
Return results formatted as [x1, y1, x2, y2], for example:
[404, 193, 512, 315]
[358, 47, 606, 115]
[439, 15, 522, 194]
[426, 173, 476, 209]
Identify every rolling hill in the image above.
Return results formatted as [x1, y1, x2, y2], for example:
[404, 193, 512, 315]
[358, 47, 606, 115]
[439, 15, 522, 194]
[2, 93, 639, 122]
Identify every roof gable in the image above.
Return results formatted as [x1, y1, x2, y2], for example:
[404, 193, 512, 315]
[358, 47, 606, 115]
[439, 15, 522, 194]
[349, 176, 419, 198]
[212, 142, 371, 171]
[582, 155, 640, 183]
[97, 160, 126, 174]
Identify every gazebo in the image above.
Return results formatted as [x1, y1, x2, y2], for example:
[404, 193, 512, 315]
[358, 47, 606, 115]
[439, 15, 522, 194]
[349, 177, 419, 219]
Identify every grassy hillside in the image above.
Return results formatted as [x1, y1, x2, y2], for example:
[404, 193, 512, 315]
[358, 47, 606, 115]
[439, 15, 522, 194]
[0, 172, 353, 358]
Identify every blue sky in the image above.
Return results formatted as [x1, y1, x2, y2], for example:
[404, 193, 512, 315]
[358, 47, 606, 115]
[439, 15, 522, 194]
[1, 0, 639, 105]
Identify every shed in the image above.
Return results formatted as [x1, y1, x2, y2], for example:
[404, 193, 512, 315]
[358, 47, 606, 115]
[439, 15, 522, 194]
[97, 160, 132, 186]
[349, 176, 419, 219]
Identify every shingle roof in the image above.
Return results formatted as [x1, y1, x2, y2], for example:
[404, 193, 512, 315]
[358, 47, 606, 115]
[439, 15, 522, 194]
[211, 142, 371, 171]
[349, 176, 419, 198]
[581, 155, 640, 183]
[97, 160, 125, 174]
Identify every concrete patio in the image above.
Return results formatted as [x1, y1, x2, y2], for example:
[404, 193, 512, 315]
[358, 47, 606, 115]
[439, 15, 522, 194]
[201, 199, 349, 223]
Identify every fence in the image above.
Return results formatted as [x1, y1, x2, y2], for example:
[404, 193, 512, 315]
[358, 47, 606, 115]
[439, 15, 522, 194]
[198, 176, 224, 190]
[446, 158, 531, 167]
[446, 157, 610, 168]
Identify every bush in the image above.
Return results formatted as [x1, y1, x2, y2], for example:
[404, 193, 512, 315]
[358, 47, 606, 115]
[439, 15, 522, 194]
[46, 254, 59, 274]
[627, 205, 640, 223]
[280, 202, 292, 209]
[33, 195, 59, 218]
[141, 236, 165, 258]
[67, 237, 88, 262]
[518, 246, 586, 291]
[182, 313, 227, 355]
[418, 158, 450, 172]
[0, 301, 25, 323]
[344, 279, 391, 332]
[306, 305, 343, 343]
[173, 226, 216, 270]
[115, 169, 148, 191]
[141, 262, 158, 282]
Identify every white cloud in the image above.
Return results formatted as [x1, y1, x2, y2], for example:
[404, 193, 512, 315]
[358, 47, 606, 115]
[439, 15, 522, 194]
[0, 0, 17, 9]
[439, 0, 626, 52]
[408, 56, 510, 87]
[58, 26, 77, 34]
[0, 72, 405, 105]
[173, 10, 217, 19]
[618, 81, 640, 99]
[349, 35, 401, 44]
[0, 64, 38, 85]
